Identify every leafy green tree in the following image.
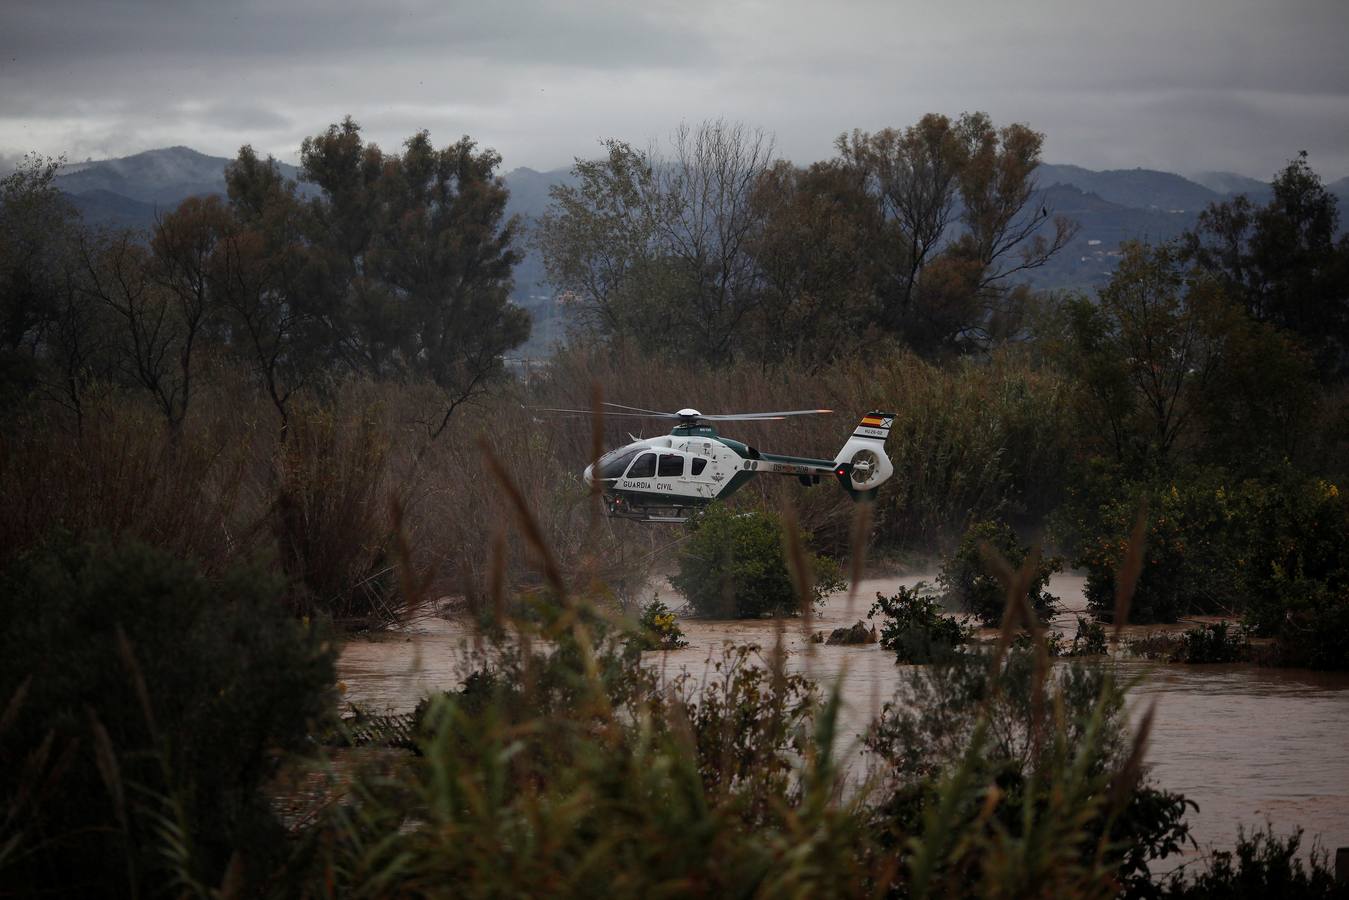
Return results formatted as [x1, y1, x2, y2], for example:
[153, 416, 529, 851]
[297, 118, 529, 435]
[1182, 152, 1349, 378]
[1051, 242, 1246, 468]
[745, 159, 888, 368]
[539, 139, 667, 342]
[673, 504, 844, 618]
[0, 155, 78, 353]
[0, 154, 90, 411]
[1048, 238, 1319, 474]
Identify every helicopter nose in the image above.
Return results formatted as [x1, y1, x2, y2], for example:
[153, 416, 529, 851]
[583, 463, 595, 486]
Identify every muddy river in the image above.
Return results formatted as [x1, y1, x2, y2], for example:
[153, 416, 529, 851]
[338, 573, 1349, 860]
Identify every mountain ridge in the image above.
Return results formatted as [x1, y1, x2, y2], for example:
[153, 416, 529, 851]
[46, 146, 1349, 310]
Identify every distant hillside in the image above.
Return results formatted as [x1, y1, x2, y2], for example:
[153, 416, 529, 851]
[1022, 184, 1197, 291]
[55, 146, 310, 232]
[57, 146, 304, 206]
[1190, 170, 1273, 199]
[1034, 163, 1223, 213]
[64, 189, 162, 231]
[503, 166, 576, 221]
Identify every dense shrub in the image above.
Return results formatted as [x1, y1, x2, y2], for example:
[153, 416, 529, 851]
[1243, 477, 1349, 669]
[349, 612, 838, 896]
[1161, 826, 1345, 899]
[628, 598, 689, 651]
[865, 651, 1195, 898]
[1072, 466, 1349, 648]
[1068, 615, 1109, 656]
[938, 519, 1061, 626]
[672, 504, 844, 618]
[0, 537, 335, 897]
[1178, 622, 1251, 663]
[1074, 470, 1265, 623]
[869, 584, 971, 663]
[1266, 581, 1349, 670]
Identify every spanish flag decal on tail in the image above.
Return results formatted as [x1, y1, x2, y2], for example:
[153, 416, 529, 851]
[853, 412, 894, 439]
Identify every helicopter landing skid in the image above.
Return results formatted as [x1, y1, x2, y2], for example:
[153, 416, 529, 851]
[604, 495, 696, 524]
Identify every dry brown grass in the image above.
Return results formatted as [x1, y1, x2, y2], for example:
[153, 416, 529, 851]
[1, 344, 1074, 625]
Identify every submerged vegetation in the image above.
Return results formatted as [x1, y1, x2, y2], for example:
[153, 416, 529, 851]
[1127, 622, 1252, 665]
[938, 519, 1062, 626]
[1, 111, 1348, 894]
[870, 585, 972, 664]
[673, 504, 845, 618]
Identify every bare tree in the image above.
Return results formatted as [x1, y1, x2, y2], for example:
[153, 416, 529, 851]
[79, 229, 192, 429]
[656, 119, 776, 363]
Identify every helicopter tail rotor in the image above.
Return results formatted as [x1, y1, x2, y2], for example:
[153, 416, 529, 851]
[832, 412, 896, 500]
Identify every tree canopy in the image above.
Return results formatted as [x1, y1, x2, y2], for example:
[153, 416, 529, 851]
[540, 113, 1074, 364]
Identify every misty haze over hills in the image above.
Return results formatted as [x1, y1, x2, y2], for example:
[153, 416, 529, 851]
[41, 146, 1349, 354]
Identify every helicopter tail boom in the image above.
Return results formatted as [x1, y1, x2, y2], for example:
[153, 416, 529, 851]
[832, 412, 895, 499]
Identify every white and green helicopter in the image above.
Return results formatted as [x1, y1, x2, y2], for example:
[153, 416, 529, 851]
[542, 404, 896, 523]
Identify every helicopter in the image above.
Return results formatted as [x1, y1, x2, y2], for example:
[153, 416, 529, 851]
[537, 403, 896, 523]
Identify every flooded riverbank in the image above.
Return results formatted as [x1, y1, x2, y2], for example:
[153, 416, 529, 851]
[337, 572, 1349, 858]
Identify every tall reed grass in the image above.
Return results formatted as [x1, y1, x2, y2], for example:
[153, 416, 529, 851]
[1, 343, 1078, 623]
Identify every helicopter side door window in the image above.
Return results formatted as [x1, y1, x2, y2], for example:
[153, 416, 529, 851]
[690, 458, 708, 477]
[657, 454, 684, 477]
[626, 452, 657, 479]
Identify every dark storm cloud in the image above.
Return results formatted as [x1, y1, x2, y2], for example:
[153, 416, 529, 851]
[1, 0, 1346, 178]
[0, 0, 713, 70]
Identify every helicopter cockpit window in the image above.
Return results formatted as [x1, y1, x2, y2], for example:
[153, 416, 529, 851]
[597, 448, 640, 479]
[657, 454, 684, 477]
[626, 452, 657, 479]
[691, 458, 707, 476]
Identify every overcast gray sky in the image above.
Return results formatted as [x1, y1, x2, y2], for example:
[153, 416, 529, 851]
[2, 0, 1347, 179]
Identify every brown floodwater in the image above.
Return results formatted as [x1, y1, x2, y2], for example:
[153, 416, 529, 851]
[337, 573, 1349, 859]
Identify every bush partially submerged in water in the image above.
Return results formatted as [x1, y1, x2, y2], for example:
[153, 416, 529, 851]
[866, 650, 1196, 898]
[1072, 467, 1349, 647]
[1127, 622, 1251, 664]
[0, 537, 335, 897]
[1161, 825, 1345, 898]
[628, 598, 689, 651]
[1069, 615, 1110, 656]
[673, 504, 845, 618]
[869, 584, 971, 663]
[939, 519, 1062, 626]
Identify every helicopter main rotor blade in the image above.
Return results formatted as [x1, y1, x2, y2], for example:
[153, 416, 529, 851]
[526, 406, 674, 419]
[603, 401, 676, 416]
[701, 408, 834, 421]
